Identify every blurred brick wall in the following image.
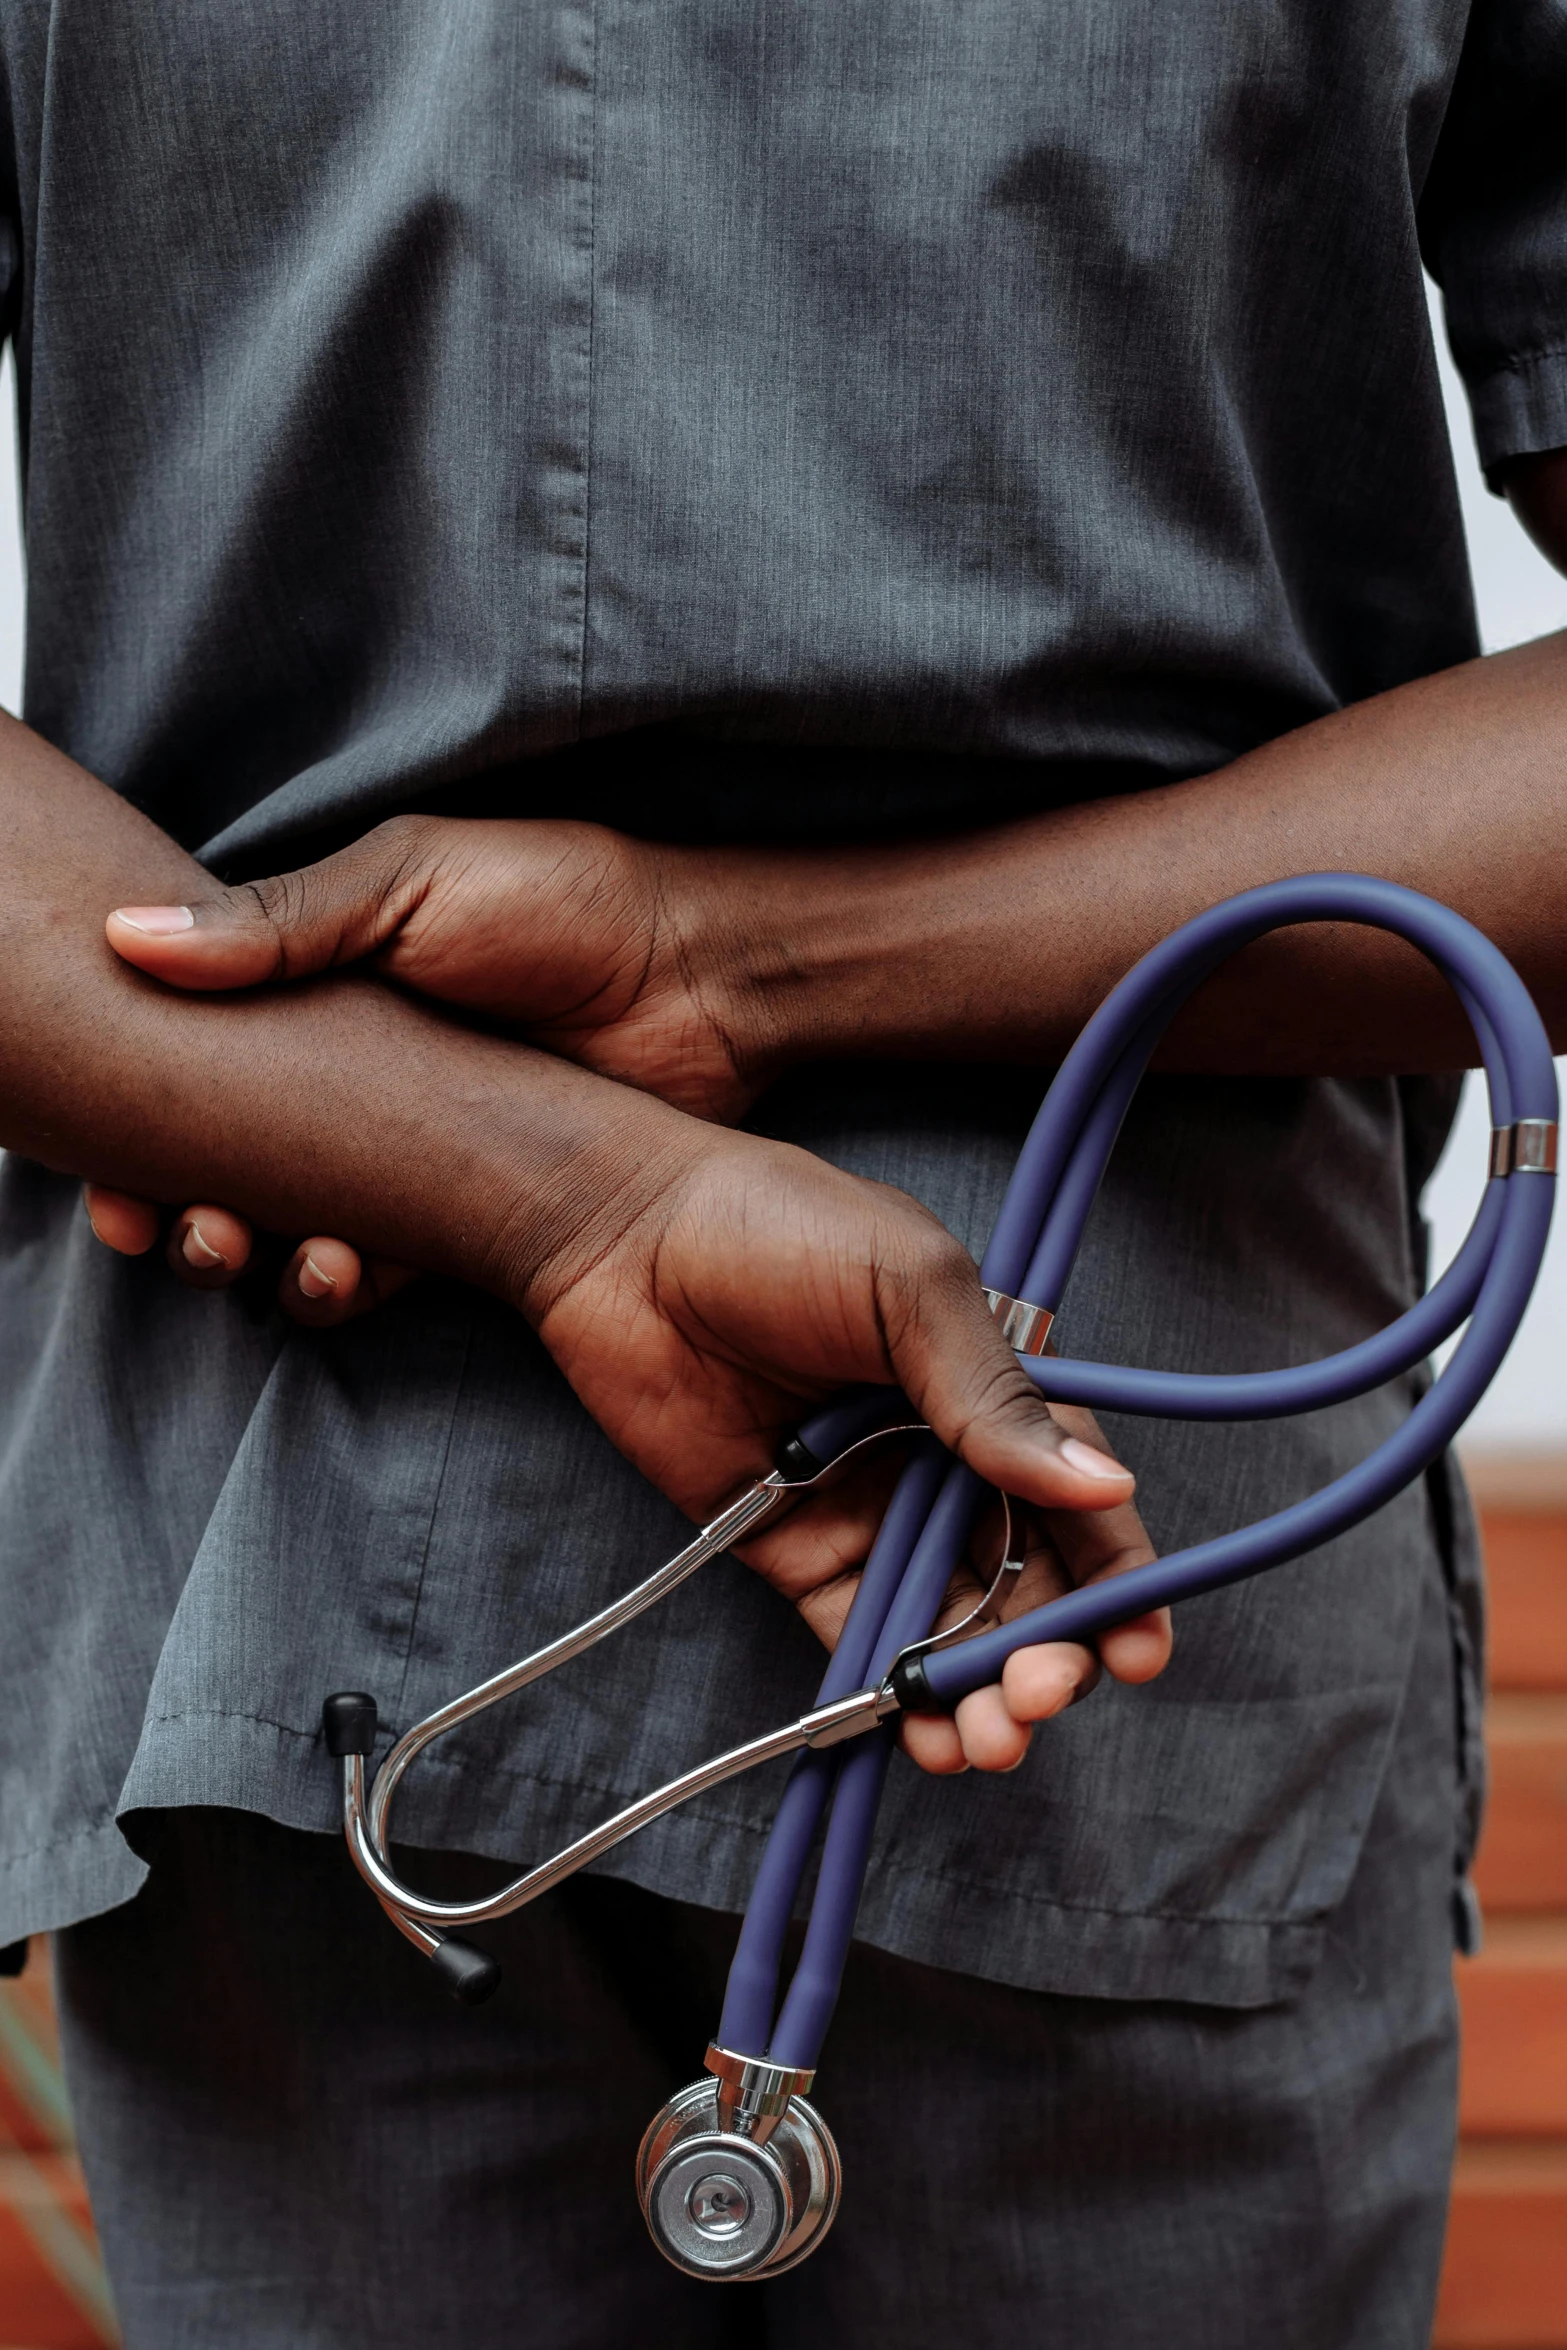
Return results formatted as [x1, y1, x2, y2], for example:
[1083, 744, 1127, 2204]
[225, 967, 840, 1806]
[1436, 1468, 1567, 2349]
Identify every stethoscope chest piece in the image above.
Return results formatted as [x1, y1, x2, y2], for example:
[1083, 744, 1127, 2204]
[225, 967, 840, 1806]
[637, 2049, 842, 2280]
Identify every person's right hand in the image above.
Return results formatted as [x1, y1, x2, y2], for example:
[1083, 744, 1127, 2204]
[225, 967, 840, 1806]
[87, 814, 763, 1321]
[81, 1184, 416, 1325]
[104, 816, 764, 1120]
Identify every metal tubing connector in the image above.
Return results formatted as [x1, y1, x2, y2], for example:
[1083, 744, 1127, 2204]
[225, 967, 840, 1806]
[983, 1288, 1054, 1355]
[705, 2045, 816, 2145]
[1490, 1119, 1559, 1178]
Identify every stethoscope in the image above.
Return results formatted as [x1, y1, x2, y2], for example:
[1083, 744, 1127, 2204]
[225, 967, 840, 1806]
[320, 873, 1556, 2280]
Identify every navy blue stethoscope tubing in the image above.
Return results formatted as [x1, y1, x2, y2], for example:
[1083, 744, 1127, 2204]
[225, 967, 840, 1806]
[983, 879, 1541, 1294]
[718, 876, 1556, 2073]
[795, 989, 1512, 1457]
[938, 1178, 1550, 1698]
[717, 1445, 968, 2059]
[795, 1170, 1500, 1442]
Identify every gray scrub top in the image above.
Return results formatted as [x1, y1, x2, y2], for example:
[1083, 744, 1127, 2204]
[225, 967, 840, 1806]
[0, 0, 1562, 2002]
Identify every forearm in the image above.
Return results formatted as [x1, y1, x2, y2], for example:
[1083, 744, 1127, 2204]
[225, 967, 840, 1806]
[712, 629, 1567, 1075]
[0, 714, 681, 1303]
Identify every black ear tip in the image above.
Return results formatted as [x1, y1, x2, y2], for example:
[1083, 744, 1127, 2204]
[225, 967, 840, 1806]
[322, 1692, 379, 1757]
[429, 1937, 503, 2005]
[0, 1939, 27, 1978]
[886, 1652, 940, 1714]
[774, 1434, 823, 1483]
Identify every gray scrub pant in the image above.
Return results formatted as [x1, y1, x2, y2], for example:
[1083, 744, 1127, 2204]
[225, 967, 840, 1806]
[53, 1574, 1461, 2350]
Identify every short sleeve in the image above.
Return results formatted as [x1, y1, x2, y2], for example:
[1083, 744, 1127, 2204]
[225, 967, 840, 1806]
[1420, 0, 1567, 482]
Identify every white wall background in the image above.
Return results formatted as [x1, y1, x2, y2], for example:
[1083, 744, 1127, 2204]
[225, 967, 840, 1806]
[0, 350, 19, 712]
[1421, 285, 1567, 1458]
[0, 298, 1560, 1448]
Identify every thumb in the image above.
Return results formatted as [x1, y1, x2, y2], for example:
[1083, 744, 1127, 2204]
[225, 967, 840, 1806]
[879, 1243, 1135, 1516]
[106, 817, 440, 992]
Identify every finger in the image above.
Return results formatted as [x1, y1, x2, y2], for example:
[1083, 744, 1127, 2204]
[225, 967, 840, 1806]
[881, 1244, 1136, 1519]
[83, 1185, 161, 1255]
[166, 1204, 254, 1289]
[360, 1255, 419, 1311]
[278, 1240, 419, 1327]
[1019, 1403, 1173, 1684]
[898, 1711, 971, 1774]
[1097, 1609, 1172, 1683]
[1045, 1523, 1170, 1682]
[278, 1237, 363, 1325]
[899, 1636, 1100, 1775]
[105, 816, 443, 992]
[953, 1685, 1033, 1771]
[998, 1640, 1102, 1726]
[959, 1635, 1100, 1769]
[738, 1447, 909, 1617]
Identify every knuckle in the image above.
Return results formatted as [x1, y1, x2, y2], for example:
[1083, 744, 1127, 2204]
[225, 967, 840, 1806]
[357, 813, 449, 924]
[368, 812, 434, 856]
[238, 868, 300, 926]
[232, 874, 305, 974]
[365, 812, 440, 884]
[963, 1373, 1067, 1473]
[881, 1222, 977, 1323]
[921, 1228, 980, 1289]
[965, 1356, 1050, 1439]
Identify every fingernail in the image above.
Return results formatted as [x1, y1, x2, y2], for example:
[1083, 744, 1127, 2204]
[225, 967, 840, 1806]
[113, 905, 194, 934]
[1060, 1437, 1130, 1481]
[297, 1253, 337, 1300]
[182, 1220, 224, 1269]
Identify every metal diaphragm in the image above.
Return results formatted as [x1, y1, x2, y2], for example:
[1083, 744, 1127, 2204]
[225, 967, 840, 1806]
[636, 2079, 842, 2280]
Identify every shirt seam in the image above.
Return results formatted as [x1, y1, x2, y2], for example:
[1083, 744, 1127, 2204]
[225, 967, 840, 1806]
[0, 1814, 124, 1871]
[133, 1706, 1322, 1936]
[146, 1706, 319, 1740]
[577, 0, 598, 727]
[390, 1316, 475, 1724]
[1471, 338, 1567, 385]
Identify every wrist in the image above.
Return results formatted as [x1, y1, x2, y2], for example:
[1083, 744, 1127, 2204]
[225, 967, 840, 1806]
[661, 831, 1022, 1080]
[470, 1055, 702, 1327]
[655, 841, 919, 1084]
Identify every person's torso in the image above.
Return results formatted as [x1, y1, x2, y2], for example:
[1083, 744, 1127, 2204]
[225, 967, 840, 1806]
[0, 0, 1478, 863]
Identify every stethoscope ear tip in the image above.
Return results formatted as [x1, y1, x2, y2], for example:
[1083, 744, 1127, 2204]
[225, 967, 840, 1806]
[427, 1935, 503, 2005]
[322, 1691, 379, 1757]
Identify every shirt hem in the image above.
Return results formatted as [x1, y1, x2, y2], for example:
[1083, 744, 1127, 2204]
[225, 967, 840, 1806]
[5, 1711, 1326, 2011]
[0, 1815, 149, 1942]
